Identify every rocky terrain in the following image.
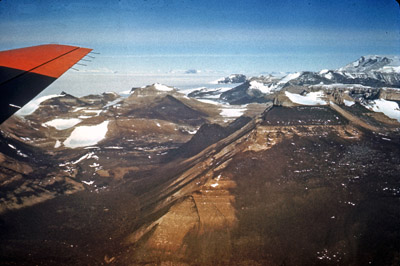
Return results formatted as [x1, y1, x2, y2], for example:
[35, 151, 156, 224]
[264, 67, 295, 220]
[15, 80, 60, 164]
[1, 56, 400, 265]
[214, 74, 247, 84]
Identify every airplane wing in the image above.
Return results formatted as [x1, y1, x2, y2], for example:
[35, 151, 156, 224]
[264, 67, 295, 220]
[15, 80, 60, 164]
[0, 44, 92, 124]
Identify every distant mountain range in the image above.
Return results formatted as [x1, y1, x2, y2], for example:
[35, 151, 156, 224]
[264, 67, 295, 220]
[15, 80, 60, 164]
[189, 55, 400, 106]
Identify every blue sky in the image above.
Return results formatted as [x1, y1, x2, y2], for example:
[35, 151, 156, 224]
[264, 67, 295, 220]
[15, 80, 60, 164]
[1, 0, 399, 75]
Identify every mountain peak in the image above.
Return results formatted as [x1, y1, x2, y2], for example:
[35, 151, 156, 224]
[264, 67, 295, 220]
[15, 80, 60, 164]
[152, 83, 174, 91]
[338, 55, 400, 73]
[212, 74, 247, 84]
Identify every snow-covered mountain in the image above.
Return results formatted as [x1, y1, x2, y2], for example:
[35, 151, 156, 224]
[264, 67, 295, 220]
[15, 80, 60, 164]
[201, 55, 400, 105]
[219, 75, 282, 104]
[213, 74, 247, 84]
[338, 55, 400, 73]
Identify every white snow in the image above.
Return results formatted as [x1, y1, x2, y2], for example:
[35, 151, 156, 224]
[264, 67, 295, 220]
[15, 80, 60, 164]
[82, 180, 94, 185]
[153, 83, 173, 91]
[341, 72, 356, 79]
[197, 99, 220, 105]
[211, 183, 219, 188]
[249, 80, 278, 94]
[345, 201, 356, 206]
[339, 55, 400, 73]
[72, 107, 86, 112]
[84, 146, 100, 150]
[324, 72, 334, 80]
[118, 90, 133, 96]
[319, 69, 329, 74]
[43, 118, 82, 130]
[63, 121, 109, 148]
[285, 91, 328, 106]
[71, 152, 96, 164]
[380, 66, 400, 73]
[8, 143, 28, 157]
[54, 140, 61, 148]
[17, 151, 28, 158]
[278, 72, 301, 84]
[310, 83, 371, 90]
[365, 99, 400, 122]
[15, 94, 63, 116]
[9, 104, 21, 109]
[8, 144, 16, 150]
[104, 98, 122, 108]
[182, 86, 233, 100]
[83, 110, 102, 115]
[220, 106, 247, 117]
[343, 99, 355, 107]
[188, 129, 198, 134]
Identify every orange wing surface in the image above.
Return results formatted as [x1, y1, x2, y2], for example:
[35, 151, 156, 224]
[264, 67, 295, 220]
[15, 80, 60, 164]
[0, 44, 92, 124]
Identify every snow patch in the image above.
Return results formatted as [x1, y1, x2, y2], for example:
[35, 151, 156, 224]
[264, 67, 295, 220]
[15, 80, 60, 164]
[64, 121, 109, 148]
[285, 91, 328, 106]
[8, 144, 16, 150]
[220, 106, 247, 117]
[72, 107, 86, 112]
[54, 140, 61, 148]
[43, 118, 82, 130]
[83, 110, 102, 116]
[319, 69, 329, 74]
[197, 99, 221, 105]
[381, 65, 400, 73]
[249, 80, 278, 94]
[154, 83, 173, 91]
[324, 72, 334, 80]
[8, 143, 28, 157]
[71, 152, 97, 164]
[118, 90, 133, 96]
[365, 99, 400, 122]
[343, 99, 355, 107]
[15, 94, 63, 116]
[188, 129, 198, 134]
[278, 72, 301, 84]
[104, 98, 122, 108]
[310, 83, 371, 90]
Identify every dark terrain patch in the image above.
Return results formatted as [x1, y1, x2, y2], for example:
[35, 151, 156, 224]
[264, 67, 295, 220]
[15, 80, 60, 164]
[225, 133, 400, 265]
[170, 116, 252, 158]
[125, 95, 207, 126]
[262, 106, 348, 126]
